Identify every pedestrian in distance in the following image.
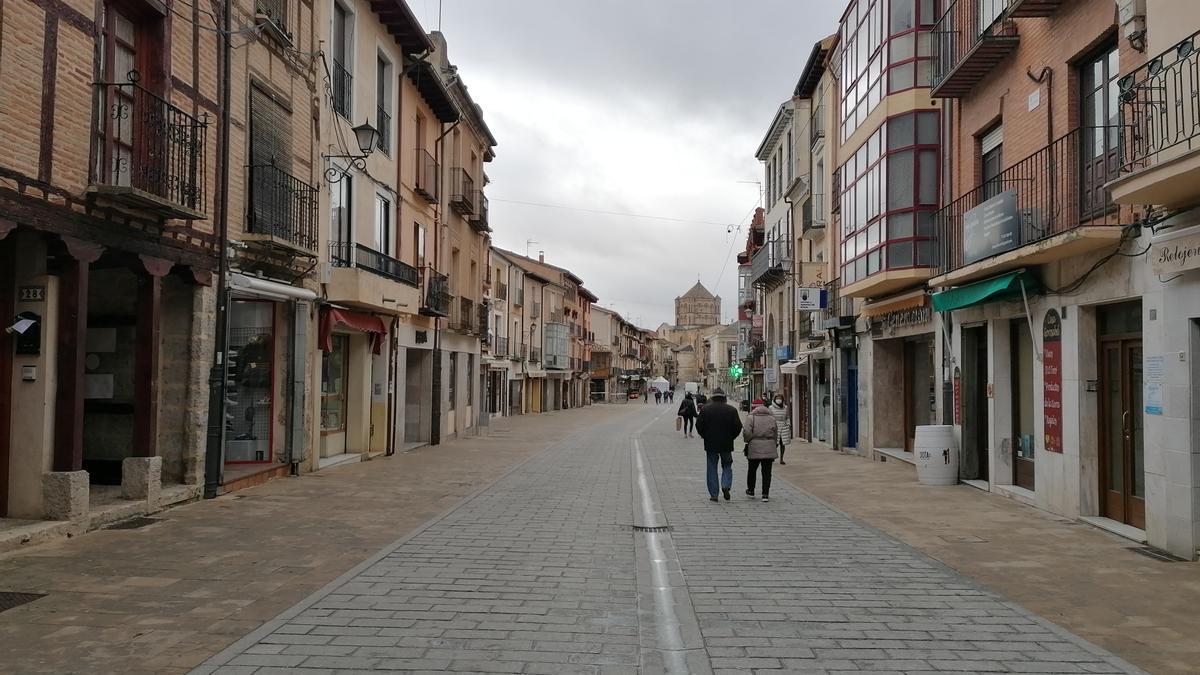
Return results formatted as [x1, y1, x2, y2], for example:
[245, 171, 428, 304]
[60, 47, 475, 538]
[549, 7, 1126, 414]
[643, 388, 649, 404]
[743, 399, 778, 502]
[768, 393, 792, 464]
[677, 392, 699, 438]
[655, 389, 662, 404]
[695, 388, 742, 502]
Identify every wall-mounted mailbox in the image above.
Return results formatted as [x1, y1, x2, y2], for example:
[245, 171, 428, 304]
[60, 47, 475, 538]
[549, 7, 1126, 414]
[12, 311, 40, 356]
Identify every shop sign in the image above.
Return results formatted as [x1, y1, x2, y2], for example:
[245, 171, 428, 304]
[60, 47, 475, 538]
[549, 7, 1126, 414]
[775, 345, 792, 360]
[1042, 308, 1063, 453]
[1150, 224, 1200, 276]
[952, 366, 961, 424]
[795, 286, 828, 310]
[963, 189, 1021, 264]
[879, 305, 932, 331]
[798, 262, 826, 286]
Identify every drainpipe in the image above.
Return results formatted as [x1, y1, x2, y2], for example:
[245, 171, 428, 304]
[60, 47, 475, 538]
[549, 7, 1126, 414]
[203, 0, 233, 498]
[430, 119, 461, 445]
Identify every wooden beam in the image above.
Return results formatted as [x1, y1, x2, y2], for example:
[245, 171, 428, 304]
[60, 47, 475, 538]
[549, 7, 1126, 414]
[132, 271, 163, 457]
[53, 258, 88, 472]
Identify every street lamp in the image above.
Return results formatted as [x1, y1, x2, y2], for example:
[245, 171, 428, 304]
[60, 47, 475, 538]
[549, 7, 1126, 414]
[325, 119, 380, 184]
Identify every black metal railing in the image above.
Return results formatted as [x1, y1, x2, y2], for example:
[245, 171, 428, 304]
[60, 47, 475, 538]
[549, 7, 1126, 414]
[420, 267, 451, 317]
[255, 0, 288, 37]
[92, 74, 208, 215]
[470, 190, 489, 231]
[934, 126, 1135, 276]
[376, 106, 391, 153]
[329, 241, 419, 286]
[549, 309, 564, 324]
[451, 296, 474, 332]
[477, 300, 490, 336]
[247, 164, 318, 252]
[495, 336, 509, 356]
[513, 287, 524, 306]
[414, 148, 438, 202]
[496, 282, 508, 301]
[931, 0, 1017, 93]
[803, 196, 825, 235]
[751, 238, 790, 289]
[332, 60, 352, 119]
[810, 104, 825, 148]
[1119, 30, 1200, 175]
[530, 347, 541, 363]
[449, 168, 476, 215]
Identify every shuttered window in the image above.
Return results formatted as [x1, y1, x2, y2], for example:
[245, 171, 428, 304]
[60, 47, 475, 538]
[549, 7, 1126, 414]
[249, 85, 293, 229]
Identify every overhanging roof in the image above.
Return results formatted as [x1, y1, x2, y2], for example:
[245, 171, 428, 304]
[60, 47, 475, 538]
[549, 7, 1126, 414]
[368, 0, 433, 55]
[407, 59, 459, 123]
[755, 101, 794, 161]
[795, 36, 836, 98]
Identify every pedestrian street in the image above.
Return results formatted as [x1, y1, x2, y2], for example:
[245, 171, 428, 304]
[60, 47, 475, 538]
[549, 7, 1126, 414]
[195, 404, 1142, 675]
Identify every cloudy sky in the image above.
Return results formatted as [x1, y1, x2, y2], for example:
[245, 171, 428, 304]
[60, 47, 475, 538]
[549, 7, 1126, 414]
[420, 1, 843, 328]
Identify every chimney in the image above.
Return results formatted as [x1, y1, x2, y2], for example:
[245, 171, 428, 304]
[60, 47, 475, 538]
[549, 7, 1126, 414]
[539, 251, 545, 263]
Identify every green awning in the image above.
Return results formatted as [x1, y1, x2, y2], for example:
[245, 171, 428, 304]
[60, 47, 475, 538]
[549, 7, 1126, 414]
[931, 269, 1041, 313]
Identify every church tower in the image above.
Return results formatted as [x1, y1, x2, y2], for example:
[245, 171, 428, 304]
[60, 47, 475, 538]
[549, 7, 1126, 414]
[674, 282, 721, 328]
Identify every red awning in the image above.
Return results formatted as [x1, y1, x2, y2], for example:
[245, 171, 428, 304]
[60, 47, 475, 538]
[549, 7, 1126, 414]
[319, 307, 388, 354]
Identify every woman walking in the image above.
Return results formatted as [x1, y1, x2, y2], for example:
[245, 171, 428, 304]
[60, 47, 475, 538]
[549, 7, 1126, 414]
[768, 394, 792, 464]
[743, 399, 778, 501]
[677, 392, 699, 438]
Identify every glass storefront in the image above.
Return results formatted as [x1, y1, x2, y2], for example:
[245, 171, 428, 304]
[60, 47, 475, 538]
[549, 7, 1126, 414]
[321, 334, 348, 433]
[227, 300, 275, 463]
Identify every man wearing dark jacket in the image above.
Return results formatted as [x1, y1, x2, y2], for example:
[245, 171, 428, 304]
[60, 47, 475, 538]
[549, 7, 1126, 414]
[695, 388, 743, 501]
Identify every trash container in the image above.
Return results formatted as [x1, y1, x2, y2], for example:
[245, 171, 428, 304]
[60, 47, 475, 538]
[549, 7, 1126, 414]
[914, 425, 958, 486]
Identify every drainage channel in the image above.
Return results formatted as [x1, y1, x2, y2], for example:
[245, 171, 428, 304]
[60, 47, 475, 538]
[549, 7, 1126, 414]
[631, 436, 711, 675]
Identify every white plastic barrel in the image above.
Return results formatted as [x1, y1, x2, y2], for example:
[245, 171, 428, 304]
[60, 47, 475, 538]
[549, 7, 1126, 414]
[914, 425, 958, 486]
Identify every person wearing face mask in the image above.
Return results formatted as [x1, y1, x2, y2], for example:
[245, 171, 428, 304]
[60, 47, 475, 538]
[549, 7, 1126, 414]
[768, 394, 792, 464]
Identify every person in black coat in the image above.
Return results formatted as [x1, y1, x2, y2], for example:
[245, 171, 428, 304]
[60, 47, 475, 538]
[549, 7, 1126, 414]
[677, 392, 699, 438]
[695, 388, 743, 502]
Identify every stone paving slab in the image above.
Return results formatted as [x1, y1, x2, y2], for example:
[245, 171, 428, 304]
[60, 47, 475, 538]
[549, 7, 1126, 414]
[196, 405, 1145, 674]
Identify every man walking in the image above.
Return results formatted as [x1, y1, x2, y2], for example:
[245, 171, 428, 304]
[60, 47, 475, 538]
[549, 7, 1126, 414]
[695, 388, 742, 502]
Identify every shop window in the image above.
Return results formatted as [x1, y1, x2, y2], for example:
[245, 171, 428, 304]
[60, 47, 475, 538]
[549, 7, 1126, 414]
[321, 334, 348, 432]
[448, 352, 457, 410]
[228, 301, 275, 462]
[1011, 320, 1036, 490]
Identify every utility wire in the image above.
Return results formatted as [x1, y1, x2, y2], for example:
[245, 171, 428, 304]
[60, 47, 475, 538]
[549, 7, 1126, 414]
[490, 198, 733, 227]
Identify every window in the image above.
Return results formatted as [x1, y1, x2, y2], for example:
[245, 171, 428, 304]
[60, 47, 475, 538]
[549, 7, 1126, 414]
[331, 2, 352, 118]
[448, 353, 457, 410]
[837, 110, 939, 282]
[331, 176, 351, 260]
[374, 193, 390, 255]
[95, 2, 163, 187]
[980, 124, 1004, 199]
[414, 221, 426, 269]
[786, 130, 793, 183]
[229, 301, 276, 462]
[376, 55, 391, 153]
[249, 86, 293, 229]
[321, 334, 349, 432]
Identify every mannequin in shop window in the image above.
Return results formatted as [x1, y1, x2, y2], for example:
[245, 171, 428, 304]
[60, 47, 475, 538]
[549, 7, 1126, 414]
[233, 334, 271, 442]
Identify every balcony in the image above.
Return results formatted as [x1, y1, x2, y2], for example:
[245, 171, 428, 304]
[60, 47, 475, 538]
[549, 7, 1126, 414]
[449, 168, 476, 216]
[751, 239, 790, 290]
[496, 282, 508, 301]
[450, 297, 475, 333]
[1005, 0, 1065, 17]
[245, 164, 318, 254]
[802, 195, 825, 240]
[469, 191, 490, 232]
[932, 126, 1135, 287]
[514, 342, 526, 360]
[1111, 30, 1200, 209]
[494, 336, 509, 357]
[531, 302, 541, 319]
[414, 149, 439, 203]
[477, 300, 490, 337]
[254, 0, 291, 42]
[90, 76, 208, 220]
[332, 60, 352, 119]
[549, 309, 565, 324]
[419, 267, 451, 317]
[327, 242, 420, 313]
[376, 106, 391, 153]
[931, 0, 1019, 98]
[512, 287, 524, 306]
[529, 347, 541, 364]
[810, 104, 825, 149]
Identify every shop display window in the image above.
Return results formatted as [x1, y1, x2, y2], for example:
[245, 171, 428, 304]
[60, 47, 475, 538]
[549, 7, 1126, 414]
[227, 301, 275, 463]
[321, 334, 349, 432]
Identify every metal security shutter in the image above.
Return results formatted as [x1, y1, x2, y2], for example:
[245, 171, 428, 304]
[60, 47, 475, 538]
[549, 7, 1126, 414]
[249, 85, 292, 230]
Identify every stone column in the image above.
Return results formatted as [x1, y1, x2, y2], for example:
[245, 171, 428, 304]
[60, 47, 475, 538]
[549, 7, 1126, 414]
[133, 256, 171, 458]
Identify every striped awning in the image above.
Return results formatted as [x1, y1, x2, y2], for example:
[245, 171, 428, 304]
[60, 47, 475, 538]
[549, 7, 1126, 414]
[862, 289, 927, 317]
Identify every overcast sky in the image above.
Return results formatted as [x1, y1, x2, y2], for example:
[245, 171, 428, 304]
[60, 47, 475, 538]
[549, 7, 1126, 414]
[422, 1, 843, 329]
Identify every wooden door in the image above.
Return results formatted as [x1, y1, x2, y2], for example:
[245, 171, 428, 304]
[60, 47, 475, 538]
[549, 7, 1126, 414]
[96, 4, 140, 187]
[1099, 339, 1145, 528]
[1079, 44, 1120, 219]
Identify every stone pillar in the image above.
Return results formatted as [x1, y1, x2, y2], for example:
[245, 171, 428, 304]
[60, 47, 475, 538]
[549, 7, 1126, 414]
[121, 456, 162, 507]
[133, 256, 171, 458]
[43, 471, 89, 520]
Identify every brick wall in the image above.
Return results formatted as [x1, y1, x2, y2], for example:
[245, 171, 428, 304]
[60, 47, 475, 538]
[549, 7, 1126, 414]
[950, 1, 1147, 200]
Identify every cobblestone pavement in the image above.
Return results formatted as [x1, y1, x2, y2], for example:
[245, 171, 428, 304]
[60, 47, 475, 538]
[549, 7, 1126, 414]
[197, 405, 1144, 675]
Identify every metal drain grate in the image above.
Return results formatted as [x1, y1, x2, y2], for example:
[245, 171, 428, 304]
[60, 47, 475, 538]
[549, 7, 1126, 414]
[1129, 546, 1189, 563]
[632, 525, 672, 533]
[103, 516, 161, 531]
[0, 592, 46, 613]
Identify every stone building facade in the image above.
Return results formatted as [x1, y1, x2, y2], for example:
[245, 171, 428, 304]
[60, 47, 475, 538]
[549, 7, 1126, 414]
[674, 282, 721, 329]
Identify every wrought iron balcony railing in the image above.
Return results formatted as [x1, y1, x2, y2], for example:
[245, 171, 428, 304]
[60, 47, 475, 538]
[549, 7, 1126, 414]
[477, 300, 490, 336]
[529, 347, 541, 364]
[254, 0, 289, 40]
[91, 74, 208, 219]
[450, 296, 474, 332]
[247, 164, 318, 252]
[470, 190, 490, 232]
[931, 0, 1019, 98]
[1118, 30, 1200, 175]
[810, 104, 825, 148]
[414, 148, 438, 202]
[420, 266, 451, 317]
[496, 282, 508, 301]
[376, 106, 391, 153]
[512, 287, 524, 306]
[449, 168, 476, 215]
[751, 238, 790, 289]
[934, 126, 1135, 276]
[329, 241, 419, 286]
[494, 336, 509, 357]
[803, 195, 825, 236]
[332, 61, 352, 119]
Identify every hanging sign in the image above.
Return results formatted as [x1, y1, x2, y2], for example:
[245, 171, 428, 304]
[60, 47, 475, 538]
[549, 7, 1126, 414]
[795, 287, 828, 310]
[963, 189, 1021, 264]
[1042, 308, 1063, 453]
[1150, 224, 1200, 276]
